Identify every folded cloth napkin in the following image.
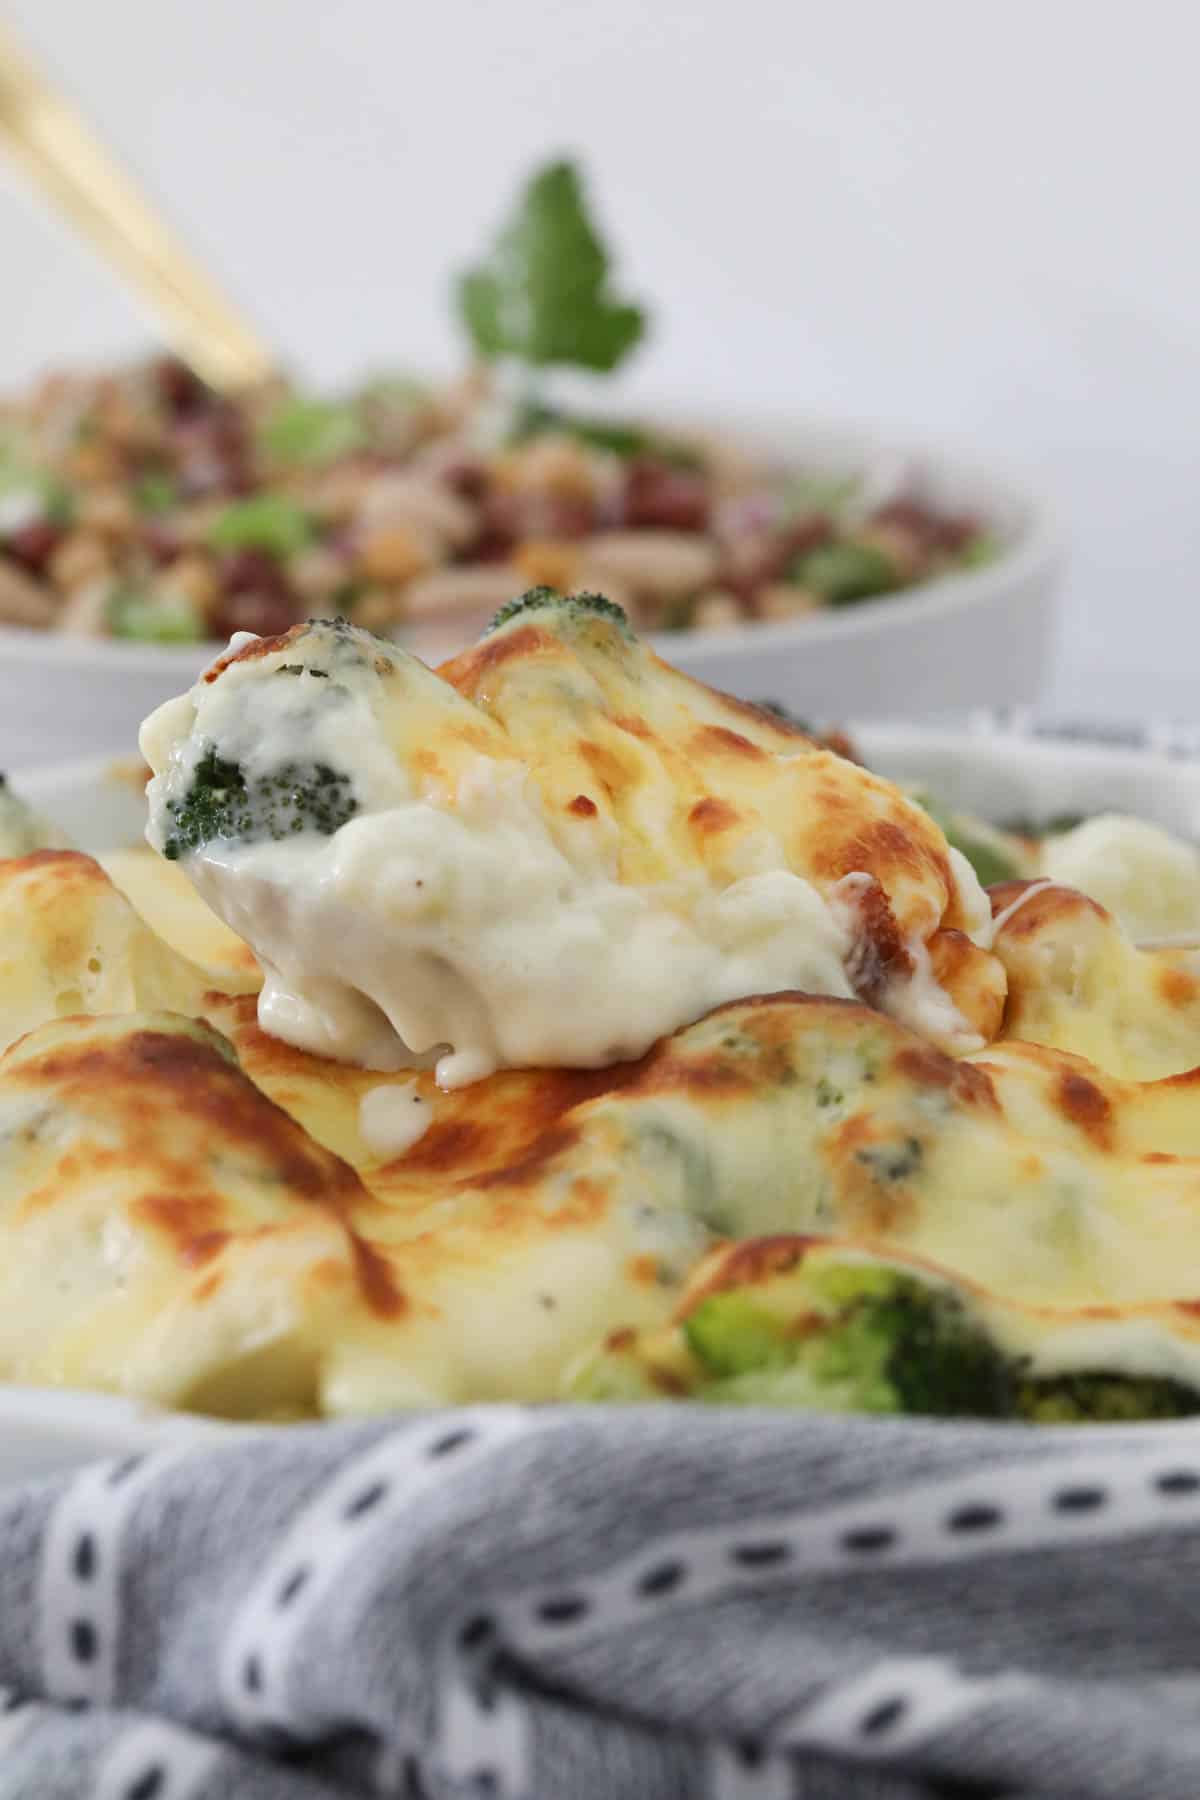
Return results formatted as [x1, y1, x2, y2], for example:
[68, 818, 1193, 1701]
[3, 1407, 1200, 1798]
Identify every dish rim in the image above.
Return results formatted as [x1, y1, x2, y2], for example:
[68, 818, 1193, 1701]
[0, 409, 1061, 674]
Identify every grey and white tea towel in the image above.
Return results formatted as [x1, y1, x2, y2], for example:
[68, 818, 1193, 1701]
[3, 1406, 1200, 1798]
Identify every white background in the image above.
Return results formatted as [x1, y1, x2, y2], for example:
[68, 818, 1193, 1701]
[1, 0, 1198, 721]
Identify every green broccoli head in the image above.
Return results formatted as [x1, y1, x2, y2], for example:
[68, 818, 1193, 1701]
[566, 1244, 1200, 1423]
[683, 1259, 1015, 1418]
[486, 586, 633, 639]
[161, 746, 358, 861]
[1017, 1372, 1200, 1424]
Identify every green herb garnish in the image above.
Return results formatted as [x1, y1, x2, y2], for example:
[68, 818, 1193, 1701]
[457, 159, 647, 377]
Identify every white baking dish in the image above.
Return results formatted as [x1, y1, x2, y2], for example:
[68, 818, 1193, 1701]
[0, 417, 1060, 768]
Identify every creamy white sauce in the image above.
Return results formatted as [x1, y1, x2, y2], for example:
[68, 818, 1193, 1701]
[946, 846, 995, 947]
[141, 629, 995, 1086]
[358, 1081, 433, 1159]
[190, 760, 859, 1087]
[1038, 814, 1200, 942]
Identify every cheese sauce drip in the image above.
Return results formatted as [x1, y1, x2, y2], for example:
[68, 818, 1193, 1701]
[141, 614, 993, 1087]
[187, 759, 858, 1086]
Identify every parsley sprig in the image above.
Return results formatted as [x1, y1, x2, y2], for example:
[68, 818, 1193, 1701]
[456, 159, 647, 379]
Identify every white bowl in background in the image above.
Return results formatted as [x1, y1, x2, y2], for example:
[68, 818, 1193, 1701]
[0, 417, 1061, 768]
[0, 717, 1190, 1481]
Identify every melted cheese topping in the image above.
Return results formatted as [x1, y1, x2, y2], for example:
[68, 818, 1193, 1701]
[5, 607, 1200, 1420]
[0, 850, 245, 1055]
[6, 988, 1200, 1413]
[141, 613, 996, 1084]
[1038, 813, 1200, 942]
[99, 847, 261, 992]
[989, 880, 1200, 1080]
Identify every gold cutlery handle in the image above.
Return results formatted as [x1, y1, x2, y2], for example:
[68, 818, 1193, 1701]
[0, 22, 276, 393]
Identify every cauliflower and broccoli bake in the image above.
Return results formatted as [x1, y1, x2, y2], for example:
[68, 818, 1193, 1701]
[2, 590, 1200, 1425]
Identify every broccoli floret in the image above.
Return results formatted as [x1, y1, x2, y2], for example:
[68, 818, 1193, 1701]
[1018, 1372, 1200, 1423]
[162, 746, 357, 861]
[681, 1291, 794, 1378]
[486, 586, 633, 638]
[684, 1261, 1014, 1418]
[567, 1250, 1200, 1422]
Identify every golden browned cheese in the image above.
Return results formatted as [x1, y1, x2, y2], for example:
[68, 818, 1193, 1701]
[14, 612, 1200, 1419]
[565, 1233, 1200, 1405]
[438, 612, 1000, 1035]
[0, 851, 257, 1055]
[439, 622, 951, 920]
[0, 1012, 375, 1416]
[146, 612, 1003, 1072]
[990, 880, 1200, 1079]
[6, 972, 1200, 1411]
